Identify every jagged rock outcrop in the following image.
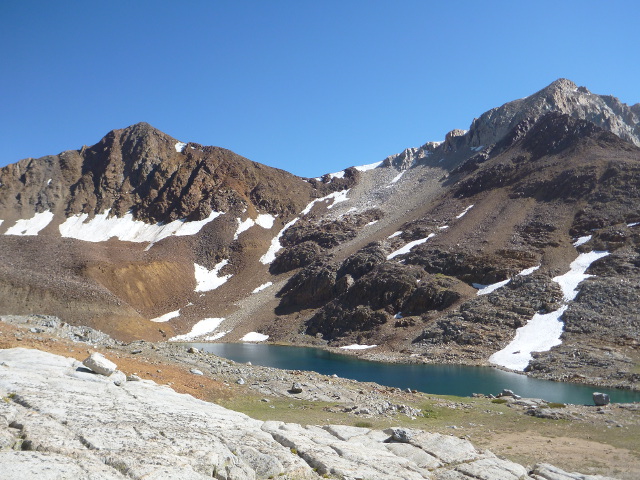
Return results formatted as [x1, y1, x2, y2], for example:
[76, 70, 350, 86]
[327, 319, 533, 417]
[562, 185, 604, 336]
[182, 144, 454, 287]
[465, 78, 640, 150]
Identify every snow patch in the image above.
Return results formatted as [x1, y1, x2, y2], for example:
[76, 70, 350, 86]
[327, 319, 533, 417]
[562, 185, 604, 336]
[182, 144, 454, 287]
[365, 220, 378, 227]
[455, 205, 474, 219]
[5, 210, 55, 236]
[389, 171, 405, 185]
[234, 213, 277, 239]
[59, 209, 222, 244]
[194, 260, 232, 292]
[169, 318, 225, 342]
[388, 231, 402, 238]
[241, 332, 269, 342]
[205, 331, 230, 341]
[340, 344, 377, 350]
[573, 235, 592, 247]
[627, 222, 639, 227]
[260, 217, 299, 264]
[387, 234, 435, 260]
[150, 310, 180, 323]
[47, 178, 52, 185]
[175, 142, 187, 152]
[300, 190, 350, 215]
[473, 265, 540, 295]
[553, 251, 609, 302]
[519, 265, 540, 276]
[252, 282, 273, 293]
[490, 250, 609, 370]
[354, 161, 383, 172]
[473, 279, 511, 295]
[488, 307, 568, 371]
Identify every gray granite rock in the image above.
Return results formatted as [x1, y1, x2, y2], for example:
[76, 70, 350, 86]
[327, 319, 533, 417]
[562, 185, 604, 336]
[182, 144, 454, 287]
[83, 352, 117, 376]
[0, 348, 621, 480]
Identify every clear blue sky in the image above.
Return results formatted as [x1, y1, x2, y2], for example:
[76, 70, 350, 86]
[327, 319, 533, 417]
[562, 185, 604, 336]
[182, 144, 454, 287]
[1, 1, 638, 178]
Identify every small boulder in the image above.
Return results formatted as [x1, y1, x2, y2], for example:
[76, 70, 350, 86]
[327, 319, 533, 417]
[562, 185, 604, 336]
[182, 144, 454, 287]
[187, 347, 199, 354]
[290, 382, 303, 394]
[499, 389, 516, 397]
[190, 368, 204, 376]
[83, 352, 117, 376]
[593, 392, 610, 406]
[384, 427, 413, 443]
[237, 378, 246, 385]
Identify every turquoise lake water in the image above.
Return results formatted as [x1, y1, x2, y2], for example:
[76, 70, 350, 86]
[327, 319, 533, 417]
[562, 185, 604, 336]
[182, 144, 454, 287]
[187, 343, 640, 405]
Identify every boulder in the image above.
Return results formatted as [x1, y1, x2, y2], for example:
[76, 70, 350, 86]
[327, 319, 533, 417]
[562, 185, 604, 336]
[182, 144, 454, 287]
[384, 427, 413, 443]
[82, 352, 117, 376]
[593, 392, 610, 406]
[290, 382, 303, 394]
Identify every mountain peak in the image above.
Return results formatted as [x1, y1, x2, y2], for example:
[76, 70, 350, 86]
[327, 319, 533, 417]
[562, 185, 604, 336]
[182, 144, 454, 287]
[543, 78, 578, 93]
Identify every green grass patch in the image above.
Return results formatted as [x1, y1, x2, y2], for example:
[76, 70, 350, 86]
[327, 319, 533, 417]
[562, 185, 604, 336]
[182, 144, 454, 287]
[491, 398, 508, 404]
[353, 421, 373, 428]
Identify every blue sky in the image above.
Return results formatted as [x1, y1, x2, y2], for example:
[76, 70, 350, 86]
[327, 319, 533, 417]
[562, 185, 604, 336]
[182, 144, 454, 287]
[1, 1, 638, 178]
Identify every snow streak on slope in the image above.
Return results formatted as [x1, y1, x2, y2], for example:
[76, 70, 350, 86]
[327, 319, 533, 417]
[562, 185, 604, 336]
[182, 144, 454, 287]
[169, 318, 225, 342]
[150, 310, 180, 323]
[300, 190, 351, 215]
[59, 210, 222, 243]
[4, 211, 54, 236]
[260, 218, 300, 265]
[261, 190, 354, 265]
[194, 260, 232, 292]
[387, 234, 435, 260]
[490, 250, 609, 371]
[456, 205, 474, 219]
[473, 265, 540, 295]
[252, 282, 273, 293]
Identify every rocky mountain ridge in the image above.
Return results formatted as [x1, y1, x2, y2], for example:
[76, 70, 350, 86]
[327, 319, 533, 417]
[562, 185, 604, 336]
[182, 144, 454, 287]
[0, 79, 638, 393]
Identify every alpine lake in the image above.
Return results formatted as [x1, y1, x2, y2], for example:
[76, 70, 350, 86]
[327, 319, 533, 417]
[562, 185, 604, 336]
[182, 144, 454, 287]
[186, 343, 640, 405]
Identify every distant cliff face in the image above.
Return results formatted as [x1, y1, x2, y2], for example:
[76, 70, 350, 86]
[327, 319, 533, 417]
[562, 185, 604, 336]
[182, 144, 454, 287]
[0, 80, 639, 390]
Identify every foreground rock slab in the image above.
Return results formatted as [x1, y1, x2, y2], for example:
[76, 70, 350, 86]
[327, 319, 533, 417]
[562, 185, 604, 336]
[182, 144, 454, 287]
[0, 348, 618, 479]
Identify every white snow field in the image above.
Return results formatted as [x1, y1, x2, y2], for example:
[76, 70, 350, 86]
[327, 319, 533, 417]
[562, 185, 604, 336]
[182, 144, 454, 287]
[4, 210, 54, 236]
[387, 234, 435, 260]
[490, 250, 609, 370]
[340, 344, 377, 350]
[553, 250, 610, 301]
[174, 141, 187, 152]
[169, 318, 225, 342]
[150, 309, 180, 323]
[59, 209, 222, 243]
[241, 332, 269, 342]
[194, 260, 232, 292]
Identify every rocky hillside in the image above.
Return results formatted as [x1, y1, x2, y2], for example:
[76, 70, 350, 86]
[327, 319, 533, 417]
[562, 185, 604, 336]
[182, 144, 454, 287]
[0, 79, 638, 390]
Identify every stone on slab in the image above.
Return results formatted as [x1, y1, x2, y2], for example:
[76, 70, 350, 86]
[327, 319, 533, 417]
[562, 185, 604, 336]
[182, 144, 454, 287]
[82, 352, 117, 376]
